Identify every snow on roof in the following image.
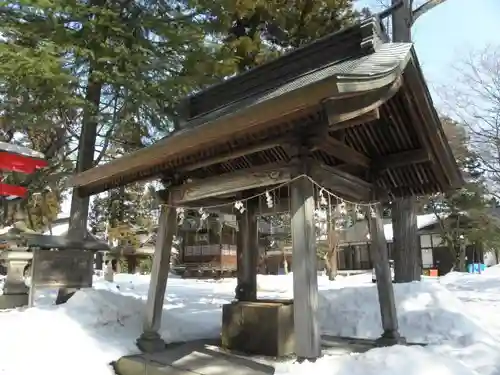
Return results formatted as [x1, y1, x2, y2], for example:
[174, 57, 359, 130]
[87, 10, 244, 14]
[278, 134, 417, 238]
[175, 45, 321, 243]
[0, 141, 45, 159]
[383, 213, 442, 242]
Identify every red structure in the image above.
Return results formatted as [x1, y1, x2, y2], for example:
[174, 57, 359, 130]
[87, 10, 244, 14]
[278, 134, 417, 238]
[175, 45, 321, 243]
[0, 141, 48, 200]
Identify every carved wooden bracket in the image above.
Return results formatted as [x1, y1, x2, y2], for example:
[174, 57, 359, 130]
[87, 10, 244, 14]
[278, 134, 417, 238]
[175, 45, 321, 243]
[171, 163, 293, 204]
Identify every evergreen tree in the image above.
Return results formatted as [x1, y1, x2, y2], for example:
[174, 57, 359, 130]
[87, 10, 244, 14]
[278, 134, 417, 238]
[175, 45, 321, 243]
[199, 0, 370, 72]
[424, 118, 500, 271]
[0, 0, 228, 259]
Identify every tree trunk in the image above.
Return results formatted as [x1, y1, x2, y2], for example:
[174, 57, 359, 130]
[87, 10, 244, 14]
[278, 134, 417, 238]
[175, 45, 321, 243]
[392, 197, 421, 283]
[283, 252, 289, 274]
[127, 255, 137, 274]
[325, 248, 338, 281]
[456, 242, 467, 272]
[392, 0, 411, 42]
[325, 229, 339, 280]
[55, 60, 103, 305]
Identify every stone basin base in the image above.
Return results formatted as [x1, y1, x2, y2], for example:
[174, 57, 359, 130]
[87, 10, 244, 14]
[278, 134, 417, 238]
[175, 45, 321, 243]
[0, 293, 28, 309]
[221, 299, 294, 357]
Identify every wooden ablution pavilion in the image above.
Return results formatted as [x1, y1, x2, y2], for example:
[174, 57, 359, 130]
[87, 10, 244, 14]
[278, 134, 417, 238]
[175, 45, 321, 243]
[68, 17, 462, 359]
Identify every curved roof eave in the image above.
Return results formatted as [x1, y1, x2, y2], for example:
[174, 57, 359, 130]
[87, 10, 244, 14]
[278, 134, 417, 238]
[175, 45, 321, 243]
[67, 44, 414, 192]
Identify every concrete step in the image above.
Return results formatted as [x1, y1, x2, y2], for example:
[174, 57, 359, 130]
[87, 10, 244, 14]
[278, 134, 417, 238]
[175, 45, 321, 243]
[115, 341, 275, 375]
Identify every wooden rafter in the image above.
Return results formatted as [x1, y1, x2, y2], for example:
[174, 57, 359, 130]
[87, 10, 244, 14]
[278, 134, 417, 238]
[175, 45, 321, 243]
[374, 149, 430, 171]
[311, 136, 370, 168]
[179, 138, 290, 173]
[310, 163, 372, 201]
[311, 131, 431, 171]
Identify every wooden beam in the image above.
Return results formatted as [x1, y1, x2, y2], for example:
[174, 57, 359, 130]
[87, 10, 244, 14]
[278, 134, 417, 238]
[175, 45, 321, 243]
[180, 138, 289, 172]
[172, 163, 293, 204]
[310, 163, 372, 202]
[329, 108, 380, 131]
[314, 148, 430, 172]
[157, 191, 234, 210]
[375, 149, 430, 170]
[324, 77, 402, 127]
[311, 136, 371, 168]
[160, 192, 291, 216]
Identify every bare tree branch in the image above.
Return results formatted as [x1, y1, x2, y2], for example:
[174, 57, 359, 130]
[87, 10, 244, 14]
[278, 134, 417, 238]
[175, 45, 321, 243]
[439, 46, 500, 195]
[412, 0, 448, 23]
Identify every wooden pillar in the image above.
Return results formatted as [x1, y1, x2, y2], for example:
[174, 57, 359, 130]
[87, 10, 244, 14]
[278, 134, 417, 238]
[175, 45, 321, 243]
[392, 197, 421, 282]
[366, 204, 405, 346]
[136, 197, 176, 353]
[353, 245, 361, 270]
[235, 199, 258, 301]
[291, 176, 321, 359]
[127, 255, 137, 274]
[95, 252, 103, 270]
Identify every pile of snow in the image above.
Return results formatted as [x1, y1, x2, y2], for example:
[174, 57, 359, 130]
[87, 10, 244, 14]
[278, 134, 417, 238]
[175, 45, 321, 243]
[90, 277, 230, 343]
[318, 281, 493, 345]
[483, 264, 500, 275]
[0, 300, 132, 375]
[316, 273, 500, 375]
[258, 274, 294, 295]
[1, 270, 500, 375]
[0, 276, 232, 375]
[276, 345, 477, 375]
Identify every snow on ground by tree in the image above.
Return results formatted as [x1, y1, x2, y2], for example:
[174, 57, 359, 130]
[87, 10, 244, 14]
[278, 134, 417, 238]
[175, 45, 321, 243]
[0, 271, 499, 375]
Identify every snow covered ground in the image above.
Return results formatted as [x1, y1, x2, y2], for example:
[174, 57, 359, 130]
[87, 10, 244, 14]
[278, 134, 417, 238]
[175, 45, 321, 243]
[1, 267, 500, 375]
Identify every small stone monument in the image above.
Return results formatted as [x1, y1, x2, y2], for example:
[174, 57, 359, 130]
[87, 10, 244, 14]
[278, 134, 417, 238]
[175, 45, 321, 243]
[104, 261, 114, 282]
[0, 213, 35, 309]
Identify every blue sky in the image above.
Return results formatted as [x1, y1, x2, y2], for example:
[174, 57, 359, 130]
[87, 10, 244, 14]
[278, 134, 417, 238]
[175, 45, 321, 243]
[362, 0, 498, 106]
